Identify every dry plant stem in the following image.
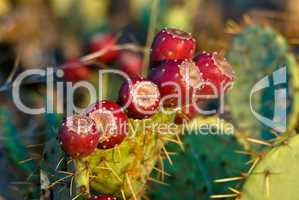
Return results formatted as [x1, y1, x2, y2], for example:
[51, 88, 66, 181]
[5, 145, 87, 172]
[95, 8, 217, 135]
[80, 44, 146, 63]
[142, 0, 159, 76]
[101, 73, 109, 100]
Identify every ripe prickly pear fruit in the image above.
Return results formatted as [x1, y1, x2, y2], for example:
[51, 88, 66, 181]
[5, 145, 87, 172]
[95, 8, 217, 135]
[62, 59, 91, 82]
[119, 77, 160, 119]
[194, 52, 234, 95]
[150, 28, 196, 67]
[58, 115, 99, 158]
[118, 50, 143, 78]
[86, 100, 128, 149]
[149, 59, 203, 107]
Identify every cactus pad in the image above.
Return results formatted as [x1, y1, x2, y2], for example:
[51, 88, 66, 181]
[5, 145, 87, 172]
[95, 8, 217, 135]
[42, 110, 177, 199]
[149, 117, 249, 200]
[240, 134, 299, 200]
[227, 24, 299, 139]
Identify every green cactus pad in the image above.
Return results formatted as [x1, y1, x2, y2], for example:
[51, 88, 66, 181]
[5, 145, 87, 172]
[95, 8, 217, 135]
[227, 24, 299, 139]
[78, 111, 176, 198]
[42, 111, 177, 199]
[0, 107, 37, 172]
[240, 134, 299, 200]
[149, 117, 249, 200]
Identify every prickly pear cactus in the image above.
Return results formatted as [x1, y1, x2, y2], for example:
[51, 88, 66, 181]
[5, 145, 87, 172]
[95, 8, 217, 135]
[227, 24, 299, 139]
[240, 134, 299, 200]
[149, 117, 249, 200]
[42, 111, 176, 199]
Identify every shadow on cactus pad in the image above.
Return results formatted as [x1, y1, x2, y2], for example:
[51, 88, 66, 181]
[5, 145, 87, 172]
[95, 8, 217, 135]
[149, 117, 249, 200]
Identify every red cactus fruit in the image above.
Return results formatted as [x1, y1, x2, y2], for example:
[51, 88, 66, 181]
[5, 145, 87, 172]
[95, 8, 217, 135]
[119, 77, 160, 119]
[89, 34, 118, 63]
[148, 60, 203, 107]
[118, 50, 143, 78]
[62, 59, 91, 82]
[150, 28, 196, 66]
[89, 195, 117, 200]
[58, 115, 99, 158]
[86, 100, 128, 149]
[193, 52, 234, 96]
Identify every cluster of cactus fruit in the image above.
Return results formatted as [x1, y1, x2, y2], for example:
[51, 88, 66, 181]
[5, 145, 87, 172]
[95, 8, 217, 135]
[41, 28, 235, 199]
